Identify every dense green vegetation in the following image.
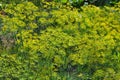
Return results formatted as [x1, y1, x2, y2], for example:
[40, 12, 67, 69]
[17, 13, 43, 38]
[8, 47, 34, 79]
[0, 0, 120, 80]
[0, 0, 119, 7]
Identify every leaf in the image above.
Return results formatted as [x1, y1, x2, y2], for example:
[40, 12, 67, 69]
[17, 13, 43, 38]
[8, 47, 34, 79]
[78, 0, 83, 3]
[61, 0, 68, 3]
[72, 0, 77, 2]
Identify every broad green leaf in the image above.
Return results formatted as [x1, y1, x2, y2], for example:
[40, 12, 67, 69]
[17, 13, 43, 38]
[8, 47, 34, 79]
[61, 0, 68, 3]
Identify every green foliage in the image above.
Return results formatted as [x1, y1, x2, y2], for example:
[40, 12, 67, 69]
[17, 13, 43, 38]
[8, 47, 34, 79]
[0, 1, 120, 80]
